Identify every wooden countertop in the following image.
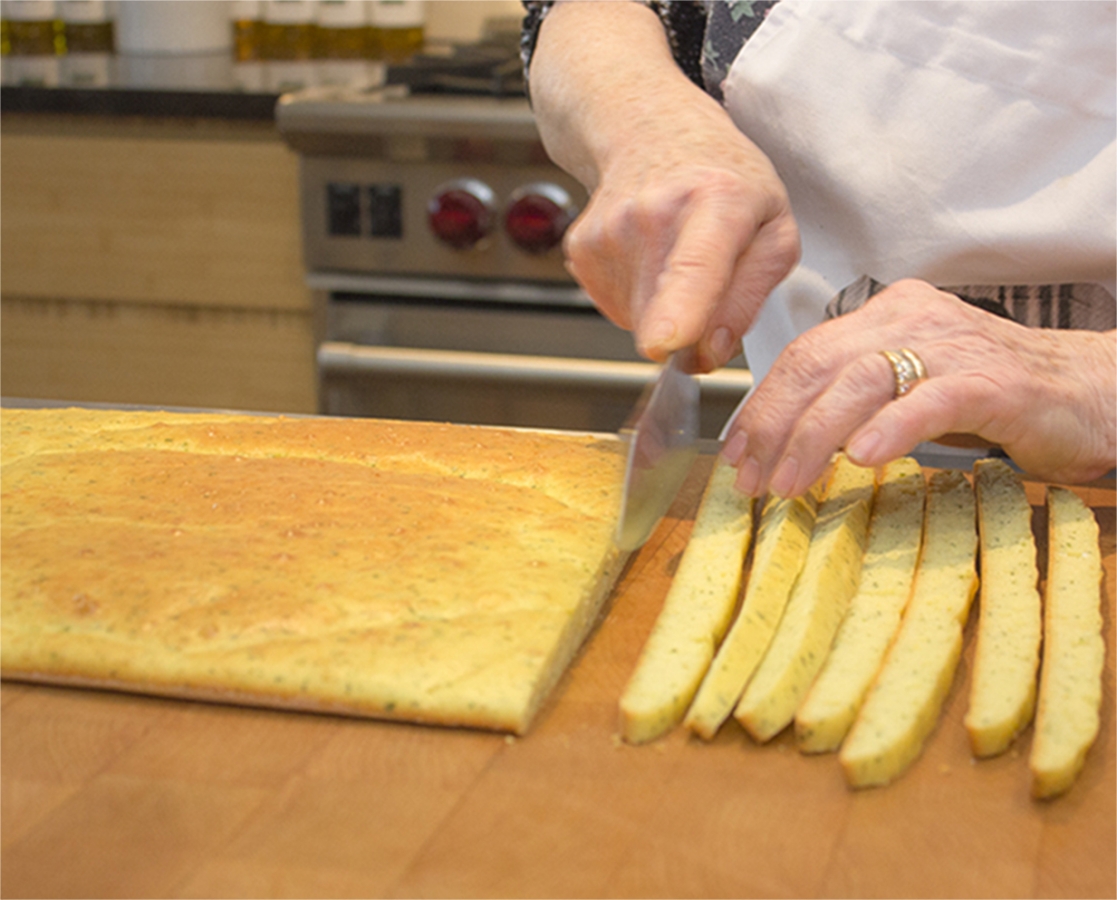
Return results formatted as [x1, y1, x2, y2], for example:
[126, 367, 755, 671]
[2, 458, 1114, 899]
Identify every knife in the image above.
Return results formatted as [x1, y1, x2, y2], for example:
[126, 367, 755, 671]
[615, 350, 701, 551]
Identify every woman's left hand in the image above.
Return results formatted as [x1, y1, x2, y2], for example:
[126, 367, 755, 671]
[722, 279, 1117, 496]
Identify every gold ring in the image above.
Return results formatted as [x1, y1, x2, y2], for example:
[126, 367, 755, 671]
[880, 348, 928, 398]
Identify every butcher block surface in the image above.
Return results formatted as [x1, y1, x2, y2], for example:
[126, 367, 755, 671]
[2, 423, 1114, 898]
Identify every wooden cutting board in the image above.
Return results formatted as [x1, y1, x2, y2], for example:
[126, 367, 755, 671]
[2, 445, 1113, 899]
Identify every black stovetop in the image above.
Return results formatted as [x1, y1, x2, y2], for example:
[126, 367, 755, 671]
[386, 39, 524, 98]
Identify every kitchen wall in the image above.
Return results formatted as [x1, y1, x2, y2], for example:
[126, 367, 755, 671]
[0, 0, 533, 414]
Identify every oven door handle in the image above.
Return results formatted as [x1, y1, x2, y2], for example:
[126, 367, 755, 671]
[317, 342, 754, 398]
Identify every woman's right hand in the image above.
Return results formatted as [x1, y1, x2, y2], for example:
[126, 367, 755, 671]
[564, 109, 800, 372]
[529, 1, 800, 373]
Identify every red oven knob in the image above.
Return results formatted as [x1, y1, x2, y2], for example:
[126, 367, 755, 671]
[427, 179, 497, 250]
[504, 183, 577, 254]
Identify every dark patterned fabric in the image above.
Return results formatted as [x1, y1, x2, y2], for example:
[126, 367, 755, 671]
[701, 1, 779, 99]
[826, 276, 1116, 332]
[520, 1, 777, 101]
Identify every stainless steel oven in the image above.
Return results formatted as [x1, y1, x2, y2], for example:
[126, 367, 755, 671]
[277, 80, 752, 438]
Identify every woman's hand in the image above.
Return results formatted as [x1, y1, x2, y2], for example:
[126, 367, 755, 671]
[564, 114, 799, 372]
[722, 280, 1117, 495]
[529, 1, 800, 372]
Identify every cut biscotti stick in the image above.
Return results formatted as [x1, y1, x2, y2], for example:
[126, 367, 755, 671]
[795, 457, 925, 753]
[964, 459, 1042, 758]
[734, 454, 875, 743]
[840, 469, 978, 788]
[684, 486, 821, 740]
[1030, 486, 1105, 799]
[619, 458, 755, 744]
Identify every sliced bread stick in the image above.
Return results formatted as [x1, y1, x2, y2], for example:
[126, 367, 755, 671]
[795, 457, 925, 753]
[1030, 486, 1104, 799]
[685, 486, 820, 740]
[840, 469, 978, 788]
[734, 454, 875, 743]
[965, 458, 1042, 757]
[619, 459, 755, 743]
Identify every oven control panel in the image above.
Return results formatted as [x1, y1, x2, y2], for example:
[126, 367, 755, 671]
[280, 92, 587, 285]
[327, 177, 576, 254]
[326, 182, 404, 239]
[303, 158, 585, 284]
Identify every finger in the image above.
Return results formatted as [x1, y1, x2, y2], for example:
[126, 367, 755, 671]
[727, 304, 937, 497]
[565, 256, 630, 331]
[635, 188, 762, 362]
[766, 352, 896, 497]
[629, 196, 679, 333]
[845, 373, 1002, 467]
[697, 213, 800, 370]
[729, 315, 880, 475]
[566, 185, 687, 344]
[563, 194, 649, 332]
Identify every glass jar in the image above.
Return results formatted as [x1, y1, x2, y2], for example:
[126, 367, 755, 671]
[58, 0, 113, 87]
[369, 0, 423, 65]
[4, 0, 62, 86]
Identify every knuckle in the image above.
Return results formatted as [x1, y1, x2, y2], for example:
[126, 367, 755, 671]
[778, 332, 831, 384]
[847, 353, 894, 400]
[861, 289, 906, 320]
[563, 204, 611, 256]
[562, 218, 590, 259]
[629, 195, 679, 239]
[734, 402, 784, 458]
[665, 242, 722, 281]
[597, 201, 635, 247]
[888, 277, 928, 296]
[789, 406, 834, 453]
[768, 218, 802, 269]
[748, 428, 787, 470]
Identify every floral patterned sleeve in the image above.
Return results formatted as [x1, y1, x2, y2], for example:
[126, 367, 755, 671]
[519, 1, 709, 99]
[520, 1, 779, 102]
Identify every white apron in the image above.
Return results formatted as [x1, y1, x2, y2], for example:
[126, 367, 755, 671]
[720, 0, 1117, 384]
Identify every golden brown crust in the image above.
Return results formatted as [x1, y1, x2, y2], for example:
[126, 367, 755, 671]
[1, 408, 628, 734]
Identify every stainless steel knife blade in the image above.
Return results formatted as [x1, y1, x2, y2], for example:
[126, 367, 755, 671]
[615, 351, 700, 551]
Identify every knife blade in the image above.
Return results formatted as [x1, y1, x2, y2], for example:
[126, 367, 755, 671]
[615, 351, 701, 551]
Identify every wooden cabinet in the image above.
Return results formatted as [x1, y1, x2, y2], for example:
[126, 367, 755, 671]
[1, 113, 317, 413]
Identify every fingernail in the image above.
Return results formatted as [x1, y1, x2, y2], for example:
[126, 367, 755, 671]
[847, 429, 881, 465]
[721, 430, 748, 465]
[642, 319, 677, 353]
[736, 456, 762, 496]
[770, 456, 800, 498]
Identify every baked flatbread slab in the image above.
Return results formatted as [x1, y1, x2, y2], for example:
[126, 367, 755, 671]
[0, 408, 629, 734]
